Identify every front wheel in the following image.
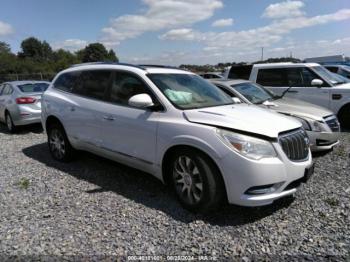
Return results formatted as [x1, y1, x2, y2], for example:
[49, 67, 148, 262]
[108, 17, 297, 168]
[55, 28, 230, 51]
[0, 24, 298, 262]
[169, 149, 225, 213]
[338, 104, 350, 129]
[47, 124, 75, 162]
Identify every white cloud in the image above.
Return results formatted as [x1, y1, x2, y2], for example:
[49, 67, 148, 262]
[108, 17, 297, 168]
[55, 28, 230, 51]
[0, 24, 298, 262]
[52, 39, 88, 51]
[0, 21, 14, 36]
[160, 8, 350, 55]
[212, 18, 234, 27]
[100, 0, 223, 47]
[262, 1, 305, 19]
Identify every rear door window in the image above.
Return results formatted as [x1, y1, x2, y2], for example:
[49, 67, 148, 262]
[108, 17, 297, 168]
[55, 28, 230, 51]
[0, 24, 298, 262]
[54, 72, 81, 93]
[256, 68, 287, 86]
[2, 84, 13, 95]
[74, 70, 112, 100]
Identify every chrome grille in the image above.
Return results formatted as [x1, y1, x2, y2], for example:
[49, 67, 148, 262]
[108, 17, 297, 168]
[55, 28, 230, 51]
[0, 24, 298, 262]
[279, 129, 309, 161]
[324, 115, 340, 132]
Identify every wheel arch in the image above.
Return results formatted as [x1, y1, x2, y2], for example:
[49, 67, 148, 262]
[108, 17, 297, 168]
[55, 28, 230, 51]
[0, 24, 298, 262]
[337, 102, 350, 127]
[161, 144, 227, 201]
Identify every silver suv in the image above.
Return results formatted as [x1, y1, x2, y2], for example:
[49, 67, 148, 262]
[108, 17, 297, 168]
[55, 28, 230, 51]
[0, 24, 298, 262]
[42, 63, 314, 212]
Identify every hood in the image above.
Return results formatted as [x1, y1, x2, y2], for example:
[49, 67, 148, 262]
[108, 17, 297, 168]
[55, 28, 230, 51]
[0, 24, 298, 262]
[332, 82, 350, 90]
[184, 104, 301, 139]
[261, 97, 333, 121]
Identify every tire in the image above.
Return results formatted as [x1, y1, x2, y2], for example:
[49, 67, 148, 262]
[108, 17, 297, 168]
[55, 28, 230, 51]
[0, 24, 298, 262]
[168, 148, 225, 213]
[47, 123, 75, 162]
[338, 104, 350, 129]
[5, 112, 16, 133]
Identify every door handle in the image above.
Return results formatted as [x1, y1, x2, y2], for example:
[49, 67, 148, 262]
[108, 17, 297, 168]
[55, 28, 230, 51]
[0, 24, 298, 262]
[287, 90, 298, 93]
[103, 115, 115, 121]
[70, 106, 76, 112]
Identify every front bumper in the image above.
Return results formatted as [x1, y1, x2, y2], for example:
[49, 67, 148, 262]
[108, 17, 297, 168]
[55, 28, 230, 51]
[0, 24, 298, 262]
[307, 130, 340, 152]
[219, 142, 313, 207]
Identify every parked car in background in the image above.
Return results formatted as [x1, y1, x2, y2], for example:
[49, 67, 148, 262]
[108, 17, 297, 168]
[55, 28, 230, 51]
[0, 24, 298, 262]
[42, 63, 314, 212]
[324, 65, 350, 79]
[304, 55, 350, 66]
[211, 79, 340, 152]
[224, 63, 350, 128]
[199, 72, 224, 79]
[0, 81, 50, 132]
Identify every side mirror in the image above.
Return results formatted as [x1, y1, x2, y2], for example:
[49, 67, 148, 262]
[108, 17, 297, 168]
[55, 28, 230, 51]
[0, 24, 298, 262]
[311, 79, 324, 87]
[128, 93, 154, 108]
[232, 97, 242, 104]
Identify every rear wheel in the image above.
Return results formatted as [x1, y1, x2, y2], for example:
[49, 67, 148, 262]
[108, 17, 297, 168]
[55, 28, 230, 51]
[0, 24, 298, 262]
[47, 123, 75, 162]
[168, 149, 225, 213]
[5, 112, 16, 133]
[338, 104, 350, 129]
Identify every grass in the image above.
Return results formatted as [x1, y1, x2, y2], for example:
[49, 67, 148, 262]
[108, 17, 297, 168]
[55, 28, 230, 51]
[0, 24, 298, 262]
[16, 178, 30, 190]
[324, 197, 340, 207]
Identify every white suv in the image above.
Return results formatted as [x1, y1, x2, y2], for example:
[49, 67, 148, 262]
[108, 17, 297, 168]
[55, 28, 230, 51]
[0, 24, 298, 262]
[42, 63, 314, 212]
[225, 63, 350, 128]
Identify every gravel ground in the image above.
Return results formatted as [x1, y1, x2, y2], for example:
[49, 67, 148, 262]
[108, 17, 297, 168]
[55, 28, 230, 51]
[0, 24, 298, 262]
[0, 124, 349, 261]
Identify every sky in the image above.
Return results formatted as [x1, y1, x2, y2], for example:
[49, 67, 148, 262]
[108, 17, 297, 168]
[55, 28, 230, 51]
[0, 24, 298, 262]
[0, 0, 350, 65]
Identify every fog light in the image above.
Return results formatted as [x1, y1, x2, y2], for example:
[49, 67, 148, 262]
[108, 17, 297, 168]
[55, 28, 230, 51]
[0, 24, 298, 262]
[245, 182, 284, 195]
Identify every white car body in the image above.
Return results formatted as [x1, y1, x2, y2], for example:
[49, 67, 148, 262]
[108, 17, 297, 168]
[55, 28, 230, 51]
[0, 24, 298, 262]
[42, 63, 313, 210]
[225, 63, 350, 127]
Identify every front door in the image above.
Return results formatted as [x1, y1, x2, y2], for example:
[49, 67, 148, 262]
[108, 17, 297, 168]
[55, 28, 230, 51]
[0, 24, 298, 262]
[100, 71, 159, 166]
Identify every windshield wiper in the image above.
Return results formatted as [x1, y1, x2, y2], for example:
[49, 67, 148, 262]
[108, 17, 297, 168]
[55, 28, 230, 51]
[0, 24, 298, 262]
[277, 86, 294, 99]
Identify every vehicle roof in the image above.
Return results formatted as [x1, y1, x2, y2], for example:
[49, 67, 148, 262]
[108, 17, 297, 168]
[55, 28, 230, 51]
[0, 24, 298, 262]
[253, 62, 320, 68]
[3, 80, 51, 86]
[64, 63, 192, 75]
[210, 79, 250, 86]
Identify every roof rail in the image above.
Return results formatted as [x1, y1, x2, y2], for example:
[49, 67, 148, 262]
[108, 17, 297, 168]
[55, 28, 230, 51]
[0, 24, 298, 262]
[138, 64, 180, 70]
[69, 62, 146, 70]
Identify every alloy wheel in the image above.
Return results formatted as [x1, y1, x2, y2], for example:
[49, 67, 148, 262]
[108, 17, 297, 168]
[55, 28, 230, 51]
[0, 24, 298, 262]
[49, 129, 66, 159]
[173, 156, 204, 205]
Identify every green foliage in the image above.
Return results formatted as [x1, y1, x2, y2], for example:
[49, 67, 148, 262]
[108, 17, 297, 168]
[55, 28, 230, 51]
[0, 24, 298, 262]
[16, 178, 30, 190]
[0, 38, 119, 82]
[0, 41, 11, 54]
[18, 37, 53, 61]
[80, 43, 119, 62]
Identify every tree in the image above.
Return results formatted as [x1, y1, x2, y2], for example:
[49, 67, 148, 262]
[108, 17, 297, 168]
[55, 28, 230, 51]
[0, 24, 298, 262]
[0, 41, 11, 54]
[18, 37, 53, 61]
[107, 49, 118, 62]
[78, 43, 118, 63]
[80, 43, 109, 62]
[52, 49, 79, 71]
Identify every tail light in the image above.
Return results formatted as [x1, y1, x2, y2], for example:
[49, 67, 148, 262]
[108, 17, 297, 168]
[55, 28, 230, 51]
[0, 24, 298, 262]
[16, 97, 36, 104]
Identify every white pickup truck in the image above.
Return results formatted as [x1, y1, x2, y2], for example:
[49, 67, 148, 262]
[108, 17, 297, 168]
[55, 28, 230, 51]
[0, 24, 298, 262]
[224, 63, 350, 128]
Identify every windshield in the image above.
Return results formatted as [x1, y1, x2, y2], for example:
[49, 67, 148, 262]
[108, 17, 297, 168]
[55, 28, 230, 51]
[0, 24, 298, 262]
[231, 82, 274, 104]
[311, 66, 343, 85]
[18, 83, 49, 93]
[147, 73, 233, 109]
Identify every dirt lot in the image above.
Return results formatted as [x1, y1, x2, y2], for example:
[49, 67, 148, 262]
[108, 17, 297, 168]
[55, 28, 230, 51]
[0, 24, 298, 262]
[0, 124, 349, 260]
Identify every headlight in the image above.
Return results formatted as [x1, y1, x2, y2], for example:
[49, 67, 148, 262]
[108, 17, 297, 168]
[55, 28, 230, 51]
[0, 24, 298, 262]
[294, 116, 325, 132]
[216, 129, 277, 160]
[295, 117, 311, 131]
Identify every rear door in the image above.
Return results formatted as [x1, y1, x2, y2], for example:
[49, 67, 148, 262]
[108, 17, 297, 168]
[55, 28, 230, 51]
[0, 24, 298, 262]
[51, 70, 112, 149]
